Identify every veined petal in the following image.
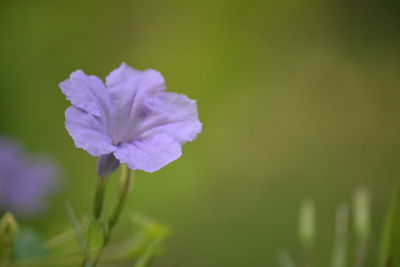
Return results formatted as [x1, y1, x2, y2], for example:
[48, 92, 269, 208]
[137, 92, 202, 144]
[65, 106, 116, 156]
[106, 63, 165, 94]
[104, 63, 167, 143]
[59, 70, 109, 117]
[113, 134, 182, 173]
[60, 63, 201, 173]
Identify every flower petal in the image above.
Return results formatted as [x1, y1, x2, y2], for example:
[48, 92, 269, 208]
[137, 92, 202, 144]
[113, 134, 182, 173]
[104, 63, 167, 143]
[106, 63, 165, 94]
[59, 70, 109, 117]
[65, 106, 116, 156]
[0, 138, 60, 216]
[9, 157, 59, 216]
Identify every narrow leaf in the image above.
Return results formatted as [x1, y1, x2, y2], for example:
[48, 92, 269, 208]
[379, 187, 400, 267]
[65, 202, 86, 253]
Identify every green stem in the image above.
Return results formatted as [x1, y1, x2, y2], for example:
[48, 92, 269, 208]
[93, 178, 107, 221]
[81, 177, 109, 267]
[92, 165, 133, 266]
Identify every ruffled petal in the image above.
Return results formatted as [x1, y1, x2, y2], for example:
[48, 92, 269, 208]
[65, 106, 116, 156]
[60, 63, 201, 173]
[104, 63, 166, 143]
[136, 92, 202, 144]
[113, 134, 182, 173]
[59, 70, 109, 117]
[106, 63, 165, 94]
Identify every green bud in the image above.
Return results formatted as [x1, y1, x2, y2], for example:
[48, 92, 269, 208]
[108, 165, 133, 233]
[118, 164, 133, 201]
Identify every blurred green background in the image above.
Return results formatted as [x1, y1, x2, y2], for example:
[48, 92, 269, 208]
[0, 0, 399, 266]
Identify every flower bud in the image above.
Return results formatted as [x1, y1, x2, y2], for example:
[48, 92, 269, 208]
[97, 153, 120, 178]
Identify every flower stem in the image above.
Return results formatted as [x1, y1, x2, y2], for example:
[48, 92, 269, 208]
[81, 177, 109, 267]
[93, 178, 107, 221]
[92, 165, 133, 266]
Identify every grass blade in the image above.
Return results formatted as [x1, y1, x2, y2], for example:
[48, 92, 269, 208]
[65, 202, 86, 253]
[379, 187, 400, 267]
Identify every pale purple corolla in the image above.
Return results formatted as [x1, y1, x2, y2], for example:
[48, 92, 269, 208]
[59, 63, 202, 176]
[0, 138, 59, 216]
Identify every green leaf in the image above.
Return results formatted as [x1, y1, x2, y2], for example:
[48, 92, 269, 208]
[130, 214, 169, 267]
[104, 212, 169, 264]
[379, 187, 400, 267]
[133, 238, 163, 267]
[12, 228, 46, 260]
[65, 202, 86, 253]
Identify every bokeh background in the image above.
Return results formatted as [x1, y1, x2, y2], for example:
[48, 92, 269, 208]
[1, 0, 399, 266]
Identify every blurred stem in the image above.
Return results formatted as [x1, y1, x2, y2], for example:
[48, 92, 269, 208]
[353, 238, 367, 267]
[331, 204, 349, 267]
[302, 246, 313, 267]
[352, 188, 370, 267]
[299, 199, 315, 267]
[92, 165, 133, 266]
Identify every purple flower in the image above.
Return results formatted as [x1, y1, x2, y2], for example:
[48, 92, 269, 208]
[0, 138, 59, 216]
[60, 63, 202, 174]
